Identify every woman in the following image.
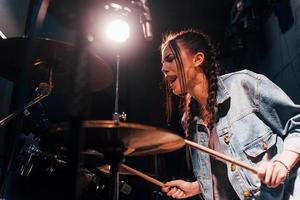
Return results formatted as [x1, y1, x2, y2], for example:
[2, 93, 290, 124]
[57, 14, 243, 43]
[160, 29, 300, 200]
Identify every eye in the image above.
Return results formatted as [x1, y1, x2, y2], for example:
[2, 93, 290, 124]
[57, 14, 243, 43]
[164, 54, 175, 63]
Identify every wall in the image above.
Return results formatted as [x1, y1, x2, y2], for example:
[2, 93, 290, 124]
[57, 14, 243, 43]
[257, 0, 300, 103]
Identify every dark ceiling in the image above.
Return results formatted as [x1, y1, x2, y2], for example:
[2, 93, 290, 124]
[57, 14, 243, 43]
[149, 0, 234, 42]
[47, 0, 235, 54]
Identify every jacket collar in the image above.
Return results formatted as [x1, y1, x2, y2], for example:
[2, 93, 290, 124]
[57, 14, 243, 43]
[217, 77, 230, 104]
[216, 77, 231, 117]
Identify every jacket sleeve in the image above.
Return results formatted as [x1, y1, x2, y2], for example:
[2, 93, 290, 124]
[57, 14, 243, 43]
[258, 75, 300, 153]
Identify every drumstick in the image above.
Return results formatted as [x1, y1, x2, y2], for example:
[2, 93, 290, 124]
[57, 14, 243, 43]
[184, 139, 258, 174]
[120, 164, 164, 187]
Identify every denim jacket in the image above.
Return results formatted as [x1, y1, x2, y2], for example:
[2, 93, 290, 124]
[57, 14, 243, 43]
[188, 70, 300, 200]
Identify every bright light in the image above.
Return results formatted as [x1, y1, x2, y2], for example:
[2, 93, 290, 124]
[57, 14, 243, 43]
[105, 19, 130, 43]
[0, 31, 7, 39]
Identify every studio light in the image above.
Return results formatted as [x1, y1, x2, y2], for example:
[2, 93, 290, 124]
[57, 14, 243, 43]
[105, 18, 130, 43]
[102, 0, 152, 43]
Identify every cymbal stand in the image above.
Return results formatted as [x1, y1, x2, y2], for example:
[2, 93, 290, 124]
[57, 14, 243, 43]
[106, 151, 123, 200]
[110, 54, 122, 200]
[0, 68, 53, 127]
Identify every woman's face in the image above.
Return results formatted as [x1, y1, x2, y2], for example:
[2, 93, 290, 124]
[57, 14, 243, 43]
[161, 42, 200, 95]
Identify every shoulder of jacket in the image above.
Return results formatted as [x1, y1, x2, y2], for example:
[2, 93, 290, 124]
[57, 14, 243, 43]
[220, 69, 265, 82]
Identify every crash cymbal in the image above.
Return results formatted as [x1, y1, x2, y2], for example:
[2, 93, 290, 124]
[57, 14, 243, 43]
[0, 37, 113, 92]
[53, 120, 185, 156]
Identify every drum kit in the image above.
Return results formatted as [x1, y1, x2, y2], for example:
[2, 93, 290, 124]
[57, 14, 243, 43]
[0, 36, 186, 200]
[0, 1, 258, 200]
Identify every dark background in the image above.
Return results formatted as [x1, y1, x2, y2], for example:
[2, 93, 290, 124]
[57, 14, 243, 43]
[0, 0, 300, 199]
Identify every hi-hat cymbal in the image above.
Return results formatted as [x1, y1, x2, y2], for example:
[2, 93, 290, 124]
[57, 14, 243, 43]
[0, 37, 113, 92]
[97, 164, 133, 176]
[52, 120, 185, 156]
[97, 164, 156, 177]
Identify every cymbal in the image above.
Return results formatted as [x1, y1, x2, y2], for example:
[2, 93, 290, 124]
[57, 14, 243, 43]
[97, 164, 156, 177]
[53, 120, 185, 156]
[97, 164, 133, 176]
[0, 37, 113, 92]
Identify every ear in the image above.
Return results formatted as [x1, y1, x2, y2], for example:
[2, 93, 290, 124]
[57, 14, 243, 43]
[193, 52, 204, 67]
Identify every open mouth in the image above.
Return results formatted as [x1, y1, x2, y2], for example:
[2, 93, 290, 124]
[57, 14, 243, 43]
[165, 75, 177, 85]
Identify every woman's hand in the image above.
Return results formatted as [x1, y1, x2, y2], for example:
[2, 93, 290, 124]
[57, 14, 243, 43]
[257, 150, 300, 188]
[161, 180, 200, 199]
[257, 160, 289, 188]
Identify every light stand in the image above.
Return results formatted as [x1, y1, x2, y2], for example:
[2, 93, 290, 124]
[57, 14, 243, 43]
[109, 54, 123, 200]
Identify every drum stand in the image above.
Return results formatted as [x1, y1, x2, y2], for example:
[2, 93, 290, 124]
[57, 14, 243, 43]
[0, 68, 53, 127]
[106, 151, 123, 200]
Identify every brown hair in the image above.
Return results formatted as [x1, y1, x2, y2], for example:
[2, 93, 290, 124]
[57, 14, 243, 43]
[161, 29, 220, 136]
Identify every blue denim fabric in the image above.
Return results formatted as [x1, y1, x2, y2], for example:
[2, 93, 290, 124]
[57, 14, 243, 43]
[188, 70, 300, 200]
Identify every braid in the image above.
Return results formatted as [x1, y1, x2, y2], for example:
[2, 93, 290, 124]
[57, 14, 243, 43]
[205, 62, 219, 132]
[182, 94, 199, 137]
[204, 40, 220, 132]
[164, 79, 173, 124]
[183, 94, 192, 137]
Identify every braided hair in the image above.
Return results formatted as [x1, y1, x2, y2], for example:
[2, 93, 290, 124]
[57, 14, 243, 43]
[161, 29, 220, 137]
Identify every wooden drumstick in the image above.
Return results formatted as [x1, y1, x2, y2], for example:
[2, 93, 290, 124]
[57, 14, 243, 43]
[184, 139, 258, 174]
[120, 164, 164, 187]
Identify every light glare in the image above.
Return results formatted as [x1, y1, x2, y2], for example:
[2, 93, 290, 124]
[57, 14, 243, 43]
[106, 19, 130, 43]
[0, 31, 7, 39]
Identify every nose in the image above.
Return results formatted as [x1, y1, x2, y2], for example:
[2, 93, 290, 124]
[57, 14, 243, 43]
[161, 64, 169, 75]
